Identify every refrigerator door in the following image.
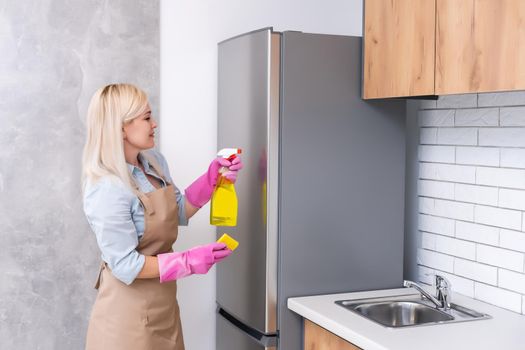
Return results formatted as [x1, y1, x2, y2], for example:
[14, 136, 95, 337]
[216, 26, 280, 337]
[276, 32, 406, 350]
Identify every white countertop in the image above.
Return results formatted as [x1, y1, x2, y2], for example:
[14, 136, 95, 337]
[288, 287, 525, 350]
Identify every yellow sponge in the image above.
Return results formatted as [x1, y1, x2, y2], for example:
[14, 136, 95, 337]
[217, 233, 239, 251]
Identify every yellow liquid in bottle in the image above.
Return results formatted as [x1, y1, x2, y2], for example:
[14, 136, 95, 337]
[210, 177, 238, 226]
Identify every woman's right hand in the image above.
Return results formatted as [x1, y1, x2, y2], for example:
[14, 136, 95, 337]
[157, 242, 232, 283]
[187, 242, 232, 273]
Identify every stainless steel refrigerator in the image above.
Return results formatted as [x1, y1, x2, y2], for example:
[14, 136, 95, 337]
[216, 28, 406, 350]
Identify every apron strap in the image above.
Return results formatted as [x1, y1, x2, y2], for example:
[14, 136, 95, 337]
[130, 151, 170, 217]
[136, 191, 156, 216]
[128, 162, 156, 216]
[129, 179, 155, 215]
[94, 261, 105, 290]
[140, 151, 170, 185]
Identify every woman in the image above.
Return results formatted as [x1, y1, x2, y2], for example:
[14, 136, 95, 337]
[82, 83, 242, 350]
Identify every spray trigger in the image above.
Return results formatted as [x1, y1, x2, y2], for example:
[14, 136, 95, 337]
[217, 148, 242, 174]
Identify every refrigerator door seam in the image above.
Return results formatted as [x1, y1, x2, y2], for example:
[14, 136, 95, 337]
[265, 30, 281, 334]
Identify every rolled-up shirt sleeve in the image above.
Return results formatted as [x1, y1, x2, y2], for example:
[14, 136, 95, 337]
[150, 150, 188, 226]
[83, 179, 145, 285]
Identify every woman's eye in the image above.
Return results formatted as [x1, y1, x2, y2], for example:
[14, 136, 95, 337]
[145, 117, 150, 120]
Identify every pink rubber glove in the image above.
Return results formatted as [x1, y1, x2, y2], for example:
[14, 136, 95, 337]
[185, 156, 244, 208]
[158, 242, 232, 283]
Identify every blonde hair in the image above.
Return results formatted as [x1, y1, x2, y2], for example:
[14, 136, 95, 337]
[82, 83, 149, 190]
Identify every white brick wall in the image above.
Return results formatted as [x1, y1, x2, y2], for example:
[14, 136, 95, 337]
[417, 92, 525, 314]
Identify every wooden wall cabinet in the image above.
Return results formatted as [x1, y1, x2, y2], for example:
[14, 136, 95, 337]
[363, 0, 525, 99]
[363, 0, 436, 99]
[436, 0, 525, 94]
[304, 319, 362, 350]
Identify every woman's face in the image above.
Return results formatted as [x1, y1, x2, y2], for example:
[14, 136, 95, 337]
[123, 105, 157, 151]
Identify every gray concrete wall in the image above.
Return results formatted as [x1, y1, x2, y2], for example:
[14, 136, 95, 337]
[0, 1, 159, 349]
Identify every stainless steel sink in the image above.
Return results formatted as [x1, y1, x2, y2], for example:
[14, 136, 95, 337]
[351, 300, 453, 327]
[335, 294, 491, 328]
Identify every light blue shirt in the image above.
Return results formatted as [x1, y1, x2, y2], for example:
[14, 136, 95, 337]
[83, 150, 188, 285]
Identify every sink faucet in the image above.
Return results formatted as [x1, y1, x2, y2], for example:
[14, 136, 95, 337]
[435, 275, 451, 310]
[403, 274, 451, 310]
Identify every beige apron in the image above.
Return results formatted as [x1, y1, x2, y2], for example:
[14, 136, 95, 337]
[86, 159, 184, 350]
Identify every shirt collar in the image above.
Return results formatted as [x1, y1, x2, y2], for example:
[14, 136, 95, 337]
[126, 152, 152, 174]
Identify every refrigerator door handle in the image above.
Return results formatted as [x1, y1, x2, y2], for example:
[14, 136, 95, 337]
[217, 307, 277, 347]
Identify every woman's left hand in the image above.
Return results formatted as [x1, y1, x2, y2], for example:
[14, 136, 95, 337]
[185, 155, 244, 209]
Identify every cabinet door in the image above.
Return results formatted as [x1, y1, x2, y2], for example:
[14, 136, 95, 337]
[304, 320, 361, 350]
[363, 0, 436, 99]
[436, 0, 525, 94]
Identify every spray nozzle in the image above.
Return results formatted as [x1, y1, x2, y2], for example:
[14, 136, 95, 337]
[217, 148, 242, 162]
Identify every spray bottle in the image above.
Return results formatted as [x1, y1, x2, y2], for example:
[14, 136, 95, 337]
[210, 148, 242, 226]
